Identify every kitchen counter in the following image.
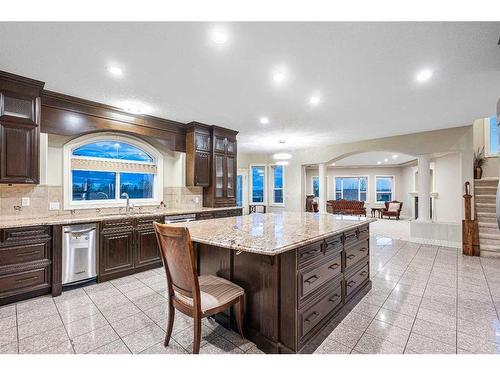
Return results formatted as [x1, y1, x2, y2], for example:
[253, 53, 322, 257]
[178, 212, 376, 255]
[0, 206, 241, 229]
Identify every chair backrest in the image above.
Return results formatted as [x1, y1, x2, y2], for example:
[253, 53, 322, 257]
[153, 222, 200, 305]
[385, 200, 403, 211]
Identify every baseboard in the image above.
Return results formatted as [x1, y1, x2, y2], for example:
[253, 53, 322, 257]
[409, 236, 461, 249]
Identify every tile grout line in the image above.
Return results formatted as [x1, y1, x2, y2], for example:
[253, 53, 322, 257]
[478, 257, 500, 323]
[15, 303, 19, 354]
[455, 246, 459, 354]
[346, 238, 422, 354]
[401, 245, 439, 354]
[53, 297, 76, 354]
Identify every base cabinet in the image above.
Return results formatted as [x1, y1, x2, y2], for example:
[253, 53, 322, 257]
[99, 229, 135, 279]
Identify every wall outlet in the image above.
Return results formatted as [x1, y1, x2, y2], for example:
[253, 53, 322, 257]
[49, 202, 60, 211]
[21, 197, 30, 207]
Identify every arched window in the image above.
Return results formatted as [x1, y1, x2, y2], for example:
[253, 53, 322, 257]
[63, 133, 163, 209]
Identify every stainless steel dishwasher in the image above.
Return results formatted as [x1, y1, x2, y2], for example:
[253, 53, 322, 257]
[62, 223, 97, 285]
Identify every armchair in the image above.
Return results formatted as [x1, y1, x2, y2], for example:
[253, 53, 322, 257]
[381, 201, 403, 220]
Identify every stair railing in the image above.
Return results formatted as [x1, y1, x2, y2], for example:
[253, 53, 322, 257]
[462, 181, 480, 256]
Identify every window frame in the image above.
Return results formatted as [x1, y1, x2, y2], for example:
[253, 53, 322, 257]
[484, 116, 499, 158]
[333, 176, 368, 202]
[249, 164, 268, 205]
[310, 175, 330, 199]
[270, 164, 285, 207]
[63, 133, 163, 210]
[375, 175, 395, 203]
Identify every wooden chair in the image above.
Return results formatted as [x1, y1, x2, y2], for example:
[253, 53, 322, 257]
[153, 222, 245, 354]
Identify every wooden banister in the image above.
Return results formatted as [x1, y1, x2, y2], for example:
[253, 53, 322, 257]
[462, 181, 480, 256]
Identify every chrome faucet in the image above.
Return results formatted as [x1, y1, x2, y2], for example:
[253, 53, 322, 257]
[121, 192, 132, 213]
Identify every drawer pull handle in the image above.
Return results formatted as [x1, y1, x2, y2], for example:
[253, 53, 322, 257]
[347, 280, 356, 288]
[328, 263, 340, 270]
[329, 294, 340, 302]
[301, 249, 318, 257]
[16, 250, 40, 257]
[304, 311, 320, 323]
[305, 275, 319, 285]
[15, 276, 38, 283]
[359, 247, 367, 252]
[359, 271, 368, 277]
[347, 254, 356, 259]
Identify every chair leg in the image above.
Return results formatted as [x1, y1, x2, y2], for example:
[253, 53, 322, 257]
[234, 295, 245, 339]
[193, 313, 201, 354]
[164, 300, 175, 347]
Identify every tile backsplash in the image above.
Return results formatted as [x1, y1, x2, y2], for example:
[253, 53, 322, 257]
[0, 184, 203, 220]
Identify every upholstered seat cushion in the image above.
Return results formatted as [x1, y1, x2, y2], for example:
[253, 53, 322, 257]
[175, 274, 244, 313]
[388, 202, 401, 212]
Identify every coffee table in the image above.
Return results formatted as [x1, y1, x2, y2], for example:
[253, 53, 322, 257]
[371, 207, 383, 218]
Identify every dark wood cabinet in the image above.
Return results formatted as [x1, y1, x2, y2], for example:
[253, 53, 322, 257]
[100, 229, 135, 279]
[0, 71, 44, 184]
[186, 123, 211, 187]
[135, 216, 163, 267]
[0, 225, 52, 305]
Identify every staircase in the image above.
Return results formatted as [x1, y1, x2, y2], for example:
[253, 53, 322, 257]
[474, 178, 500, 253]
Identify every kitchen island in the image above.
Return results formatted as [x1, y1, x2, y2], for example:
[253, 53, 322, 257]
[177, 212, 376, 354]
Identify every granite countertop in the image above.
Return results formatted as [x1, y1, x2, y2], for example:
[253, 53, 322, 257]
[0, 206, 241, 229]
[174, 212, 376, 255]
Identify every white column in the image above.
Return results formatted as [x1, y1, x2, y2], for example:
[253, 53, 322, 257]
[417, 155, 431, 221]
[318, 163, 327, 212]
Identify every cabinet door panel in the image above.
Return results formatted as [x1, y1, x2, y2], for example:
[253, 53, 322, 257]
[226, 156, 235, 198]
[136, 228, 161, 267]
[215, 154, 224, 198]
[214, 136, 226, 152]
[100, 230, 134, 277]
[195, 133, 210, 151]
[0, 120, 39, 183]
[194, 151, 210, 187]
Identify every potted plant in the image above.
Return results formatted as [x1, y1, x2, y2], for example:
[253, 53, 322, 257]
[473, 147, 487, 179]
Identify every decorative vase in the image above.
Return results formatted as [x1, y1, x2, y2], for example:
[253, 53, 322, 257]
[474, 166, 483, 179]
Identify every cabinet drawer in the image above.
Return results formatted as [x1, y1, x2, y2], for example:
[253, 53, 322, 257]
[0, 243, 48, 266]
[299, 282, 342, 339]
[101, 218, 134, 232]
[299, 253, 342, 301]
[345, 263, 369, 298]
[345, 240, 369, 270]
[136, 216, 163, 229]
[298, 242, 323, 268]
[358, 224, 369, 240]
[343, 229, 358, 247]
[0, 267, 49, 295]
[324, 234, 343, 256]
[196, 212, 214, 221]
[1, 226, 50, 244]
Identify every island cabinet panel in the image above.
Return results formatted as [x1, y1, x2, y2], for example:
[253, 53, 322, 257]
[195, 223, 372, 354]
[0, 225, 52, 306]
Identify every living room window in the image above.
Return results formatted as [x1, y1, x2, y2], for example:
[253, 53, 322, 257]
[376, 176, 394, 202]
[485, 116, 498, 157]
[335, 177, 367, 201]
[250, 165, 267, 204]
[63, 133, 163, 209]
[270, 165, 284, 206]
[312, 176, 320, 197]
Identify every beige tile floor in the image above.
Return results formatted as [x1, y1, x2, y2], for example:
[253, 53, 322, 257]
[1, 224, 500, 354]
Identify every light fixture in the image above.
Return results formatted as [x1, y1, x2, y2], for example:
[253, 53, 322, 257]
[107, 65, 123, 77]
[309, 95, 321, 106]
[377, 161, 382, 165]
[278, 140, 286, 144]
[211, 27, 229, 45]
[392, 154, 398, 159]
[331, 162, 336, 166]
[272, 68, 287, 84]
[276, 161, 289, 166]
[416, 69, 433, 82]
[384, 158, 389, 162]
[273, 153, 292, 160]
[259, 117, 269, 125]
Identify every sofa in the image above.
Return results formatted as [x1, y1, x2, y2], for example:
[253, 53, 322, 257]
[381, 200, 403, 220]
[326, 199, 366, 216]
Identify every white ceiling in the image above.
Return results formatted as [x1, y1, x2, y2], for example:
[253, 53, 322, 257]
[332, 152, 415, 167]
[0, 22, 499, 153]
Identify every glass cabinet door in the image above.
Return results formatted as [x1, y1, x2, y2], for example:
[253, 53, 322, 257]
[226, 156, 234, 197]
[214, 137, 226, 152]
[215, 155, 224, 198]
[1, 93, 34, 121]
[195, 133, 210, 151]
[226, 140, 235, 154]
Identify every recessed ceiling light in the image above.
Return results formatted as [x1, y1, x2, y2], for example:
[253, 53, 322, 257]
[278, 140, 286, 144]
[331, 162, 336, 166]
[384, 158, 389, 162]
[416, 69, 433, 82]
[211, 28, 229, 45]
[272, 69, 287, 84]
[276, 161, 289, 166]
[309, 95, 321, 106]
[377, 161, 382, 165]
[273, 153, 292, 160]
[392, 154, 398, 159]
[107, 65, 123, 77]
[259, 117, 269, 125]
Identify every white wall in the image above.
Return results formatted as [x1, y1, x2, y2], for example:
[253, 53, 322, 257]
[433, 153, 463, 223]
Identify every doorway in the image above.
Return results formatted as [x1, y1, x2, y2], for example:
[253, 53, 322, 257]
[237, 169, 248, 214]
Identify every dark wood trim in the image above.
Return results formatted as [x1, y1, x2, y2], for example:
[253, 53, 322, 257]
[51, 225, 62, 297]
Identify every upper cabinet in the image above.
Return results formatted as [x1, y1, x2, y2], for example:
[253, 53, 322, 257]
[185, 122, 238, 207]
[0, 71, 45, 184]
